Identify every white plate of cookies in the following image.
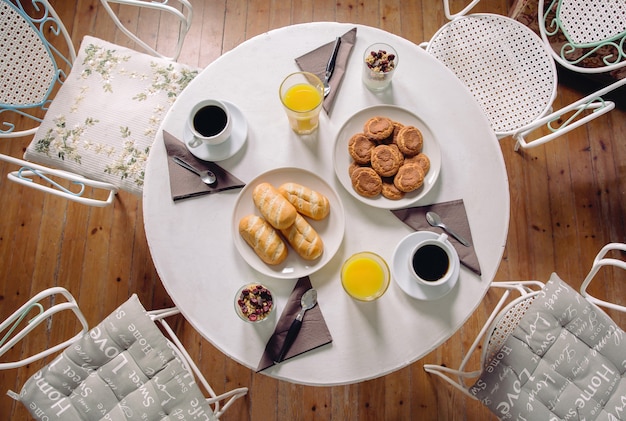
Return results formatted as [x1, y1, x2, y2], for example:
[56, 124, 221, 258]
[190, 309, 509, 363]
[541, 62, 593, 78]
[232, 167, 345, 279]
[333, 105, 441, 209]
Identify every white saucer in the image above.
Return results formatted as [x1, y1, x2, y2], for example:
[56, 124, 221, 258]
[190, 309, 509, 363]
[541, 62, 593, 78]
[185, 100, 248, 161]
[392, 231, 460, 300]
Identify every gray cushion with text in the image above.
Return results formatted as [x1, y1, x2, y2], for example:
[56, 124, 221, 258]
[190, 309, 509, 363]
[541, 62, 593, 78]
[470, 274, 626, 420]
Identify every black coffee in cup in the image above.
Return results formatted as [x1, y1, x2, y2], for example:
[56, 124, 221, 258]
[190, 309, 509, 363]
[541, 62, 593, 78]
[193, 105, 228, 137]
[412, 244, 449, 282]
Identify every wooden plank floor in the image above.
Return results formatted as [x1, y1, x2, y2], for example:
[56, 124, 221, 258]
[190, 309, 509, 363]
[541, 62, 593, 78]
[1, 0, 624, 419]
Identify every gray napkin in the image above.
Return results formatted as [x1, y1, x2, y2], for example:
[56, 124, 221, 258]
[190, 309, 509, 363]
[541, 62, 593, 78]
[163, 130, 245, 201]
[257, 276, 332, 372]
[295, 27, 357, 115]
[391, 199, 482, 275]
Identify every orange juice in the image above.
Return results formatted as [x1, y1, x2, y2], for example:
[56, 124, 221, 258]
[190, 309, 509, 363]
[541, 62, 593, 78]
[279, 72, 324, 134]
[283, 83, 322, 111]
[341, 252, 390, 301]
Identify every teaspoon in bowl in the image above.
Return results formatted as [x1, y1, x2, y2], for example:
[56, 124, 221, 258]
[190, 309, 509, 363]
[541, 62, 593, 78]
[426, 211, 470, 247]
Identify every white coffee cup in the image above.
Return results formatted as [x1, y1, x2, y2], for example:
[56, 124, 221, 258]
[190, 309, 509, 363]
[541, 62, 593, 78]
[187, 99, 232, 148]
[409, 233, 459, 287]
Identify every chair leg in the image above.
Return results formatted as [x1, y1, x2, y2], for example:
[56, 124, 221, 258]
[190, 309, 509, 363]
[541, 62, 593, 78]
[423, 364, 480, 399]
[1, 154, 118, 207]
[210, 387, 249, 419]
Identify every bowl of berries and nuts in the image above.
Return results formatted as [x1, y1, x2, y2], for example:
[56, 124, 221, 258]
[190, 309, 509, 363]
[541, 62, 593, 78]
[235, 283, 275, 323]
[362, 43, 399, 91]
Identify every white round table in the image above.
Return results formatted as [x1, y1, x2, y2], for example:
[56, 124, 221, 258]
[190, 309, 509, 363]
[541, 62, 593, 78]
[143, 23, 509, 386]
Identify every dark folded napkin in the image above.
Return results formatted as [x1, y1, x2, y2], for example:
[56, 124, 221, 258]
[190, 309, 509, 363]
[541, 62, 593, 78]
[163, 130, 245, 201]
[391, 199, 482, 276]
[295, 27, 357, 115]
[257, 276, 332, 372]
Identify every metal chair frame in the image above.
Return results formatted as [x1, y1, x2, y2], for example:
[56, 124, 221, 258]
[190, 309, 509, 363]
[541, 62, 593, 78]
[0, 287, 248, 419]
[514, 0, 626, 149]
[424, 281, 545, 398]
[538, 0, 626, 74]
[99, 0, 193, 62]
[0, 0, 192, 206]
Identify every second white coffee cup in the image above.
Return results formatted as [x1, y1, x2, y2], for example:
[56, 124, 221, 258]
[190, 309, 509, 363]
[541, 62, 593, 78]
[187, 99, 232, 148]
[409, 233, 459, 287]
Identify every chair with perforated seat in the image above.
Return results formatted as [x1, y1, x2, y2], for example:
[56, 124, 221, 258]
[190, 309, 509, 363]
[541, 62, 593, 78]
[508, 0, 626, 149]
[0, 0, 198, 206]
[423, 0, 624, 150]
[0, 287, 248, 420]
[424, 243, 626, 420]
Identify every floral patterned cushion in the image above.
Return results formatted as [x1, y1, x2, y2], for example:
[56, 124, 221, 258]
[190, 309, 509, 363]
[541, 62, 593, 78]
[24, 36, 198, 196]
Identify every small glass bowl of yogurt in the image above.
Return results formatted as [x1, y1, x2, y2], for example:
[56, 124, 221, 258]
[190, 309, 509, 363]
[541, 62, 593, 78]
[234, 283, 276, 323]
[362, 43, 399, 91]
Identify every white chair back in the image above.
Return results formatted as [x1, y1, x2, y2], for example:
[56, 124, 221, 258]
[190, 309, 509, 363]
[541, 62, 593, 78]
[99, 0, 193, 61]
[538, 0, 626, 74]
[0, 0, 74, 139]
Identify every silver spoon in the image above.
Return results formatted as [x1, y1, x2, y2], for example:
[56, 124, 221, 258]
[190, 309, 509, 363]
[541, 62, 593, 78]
[171, 156, 217, 186]
[426, 211, 471, 247]
[323, 37, 342, 97]
[275, 288, 318, 363]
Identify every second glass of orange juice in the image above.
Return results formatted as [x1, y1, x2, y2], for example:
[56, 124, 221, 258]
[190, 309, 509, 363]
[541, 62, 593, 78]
[341, 252, 390, 301]
[279, 72, 324, 134]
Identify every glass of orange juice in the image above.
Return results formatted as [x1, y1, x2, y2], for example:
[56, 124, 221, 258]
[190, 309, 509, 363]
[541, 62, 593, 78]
[279, 71, 324, 135]
[341, 252, 390, 302]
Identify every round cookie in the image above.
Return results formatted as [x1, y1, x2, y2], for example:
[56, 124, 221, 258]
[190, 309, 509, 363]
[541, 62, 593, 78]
[348, 133, 376, 164]
[390, 121, 404, 144]
[348, 160, 363, 177]
[371, 144, 402, 177]
[381, 179, 405, 200]
[363, 116, 394, 142]
[388, 144, 405, 166]
[405, 152, 430, 174]
[393, 163, 425, 193]
[396, 125, 423, 156]
[351, 167, 383, 198]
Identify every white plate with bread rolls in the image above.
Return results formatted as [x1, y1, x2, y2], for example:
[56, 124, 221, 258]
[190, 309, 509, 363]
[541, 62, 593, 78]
[232, 167, 345, 279]
[333, 105, 442, 210]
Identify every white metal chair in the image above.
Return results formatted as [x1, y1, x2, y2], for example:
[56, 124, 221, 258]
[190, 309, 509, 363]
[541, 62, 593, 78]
[0, 287, 248, 420]
[537, 0, 626, 76]
[424, 243, 626, 419]
[510, 0, 626, 149]
[423, 0, 621, 150]
[0, 0, 197, 206]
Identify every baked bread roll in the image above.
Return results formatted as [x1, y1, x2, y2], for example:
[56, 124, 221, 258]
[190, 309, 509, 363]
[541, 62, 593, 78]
[239, 214, 288, 265]
[252, 182, 297, 229]
[278, 182, 330, 220]
[280, 214, 324, 260]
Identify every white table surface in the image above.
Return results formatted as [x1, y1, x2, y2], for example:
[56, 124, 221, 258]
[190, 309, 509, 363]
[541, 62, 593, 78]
[143, 22, 510, 386]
